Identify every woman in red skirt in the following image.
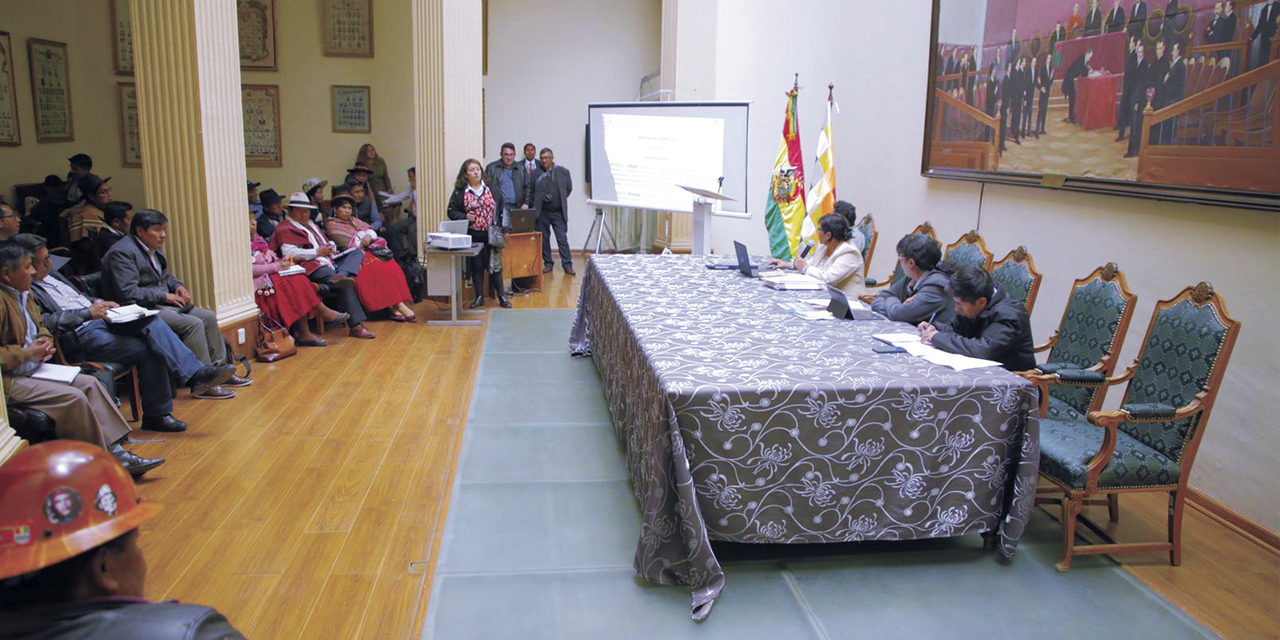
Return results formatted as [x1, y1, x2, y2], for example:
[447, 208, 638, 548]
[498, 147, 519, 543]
[251, 225, 348, 347]
[324, 193, 416, 322]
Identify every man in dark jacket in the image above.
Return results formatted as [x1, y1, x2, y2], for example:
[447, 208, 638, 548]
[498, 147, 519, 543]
[484, 142, 532, 229]
[1062, 49, 1094, 124]
[0, 441, 248, 639]
[531, 147, 575, 275]
[255, 188, 284, 240]
[869, 233, 955, 326]
[920, 265, 1035, 372]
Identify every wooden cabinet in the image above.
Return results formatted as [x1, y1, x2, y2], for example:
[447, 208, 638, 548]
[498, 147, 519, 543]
[460, 231, 543, 296]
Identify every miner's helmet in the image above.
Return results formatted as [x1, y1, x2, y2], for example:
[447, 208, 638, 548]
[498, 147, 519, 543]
[0, 441, 162, 580]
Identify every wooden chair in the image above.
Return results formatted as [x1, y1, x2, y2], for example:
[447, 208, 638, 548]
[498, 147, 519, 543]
[990, 246, 1043, 316]
[1033, 282, 1240, 572]
[865, 221, 935, 289]
[1021, 262, 1137, 423]
[854, 213, 878, 278]
[943, 230, 993, 272]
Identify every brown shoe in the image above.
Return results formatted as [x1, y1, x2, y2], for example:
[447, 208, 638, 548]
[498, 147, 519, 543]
[563, 266, 576, 276]
[192, 385, 237, 400]
[349, 324, 376, 339]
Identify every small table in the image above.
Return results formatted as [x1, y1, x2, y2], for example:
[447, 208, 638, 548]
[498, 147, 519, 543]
[1077, 73, 1119, 131]
[423, 243, 485, 326]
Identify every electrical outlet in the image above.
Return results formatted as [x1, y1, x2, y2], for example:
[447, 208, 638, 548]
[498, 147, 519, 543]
[237, 328, 246, 344]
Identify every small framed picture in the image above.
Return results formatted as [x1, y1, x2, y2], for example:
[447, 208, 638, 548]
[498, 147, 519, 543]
[323, 0, 375, 58]
[110, 0, 135, 76]
[27, 38, 74, 143]
[117, 83, 141, 167]
[331, 85, 371, 134]
[0, 31, 21, 146]
[238, 0, 279, 71]
[242, 85, 282, 167]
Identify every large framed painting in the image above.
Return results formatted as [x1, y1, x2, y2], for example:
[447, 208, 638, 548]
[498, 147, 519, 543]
[110, 0, 134, 75]
[116, 83, 141, 168]
[323, 0, 375, 58]
[923, 0, 1279, 210]
[238, 0, 279, 71]
[27, 38, 74, 143]
[242, 85, 282, 167]
[0, 31, 20, 146]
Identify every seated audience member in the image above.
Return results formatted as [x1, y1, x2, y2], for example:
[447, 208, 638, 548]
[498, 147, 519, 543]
[0, 204, 19, 242]
[344, 172, 383, 231]
[15, 233, 237, 422]
[357, 143, 393, 209]
[64, 153, 93, 203]
[94, 201, 131, 266]
[918, 265, 1035, 372]
[248, 179, 263, 218]
[377, 167, 418, 259]
[869, 233, 955, 325]
[0, 243, 163, 476]
[28, 175, 69, 247]
[768, 213, 866, 296]
[0, 441, 248, 638]
[833, 200, 858, 230]
[101, 210, 251, 391]
[62, 174, 113, 274]
[270, 192, 376, 339]
[325, 193, 416, 322]
[251, 221, 347, 347]
[255, 188, 284, 240]
[302, 178, 330, 219]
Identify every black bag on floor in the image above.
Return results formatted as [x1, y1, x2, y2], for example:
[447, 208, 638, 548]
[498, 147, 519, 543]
[399, 257, 426, 303]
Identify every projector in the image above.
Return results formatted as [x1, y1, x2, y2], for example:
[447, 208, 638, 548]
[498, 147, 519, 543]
[428, 232, 473, 250]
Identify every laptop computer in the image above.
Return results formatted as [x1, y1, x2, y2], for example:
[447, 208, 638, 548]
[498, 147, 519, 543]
[827, 285, 879, 321]
[734, 241, 763, 277]
[510, 209, 537, 232]
[439, 220, 468, 236]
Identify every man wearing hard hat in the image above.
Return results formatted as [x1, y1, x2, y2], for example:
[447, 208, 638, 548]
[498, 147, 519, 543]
[0, 442, 247, 639]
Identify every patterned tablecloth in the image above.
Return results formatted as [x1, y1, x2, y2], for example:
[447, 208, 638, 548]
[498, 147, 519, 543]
[569, 254, 1040, 620]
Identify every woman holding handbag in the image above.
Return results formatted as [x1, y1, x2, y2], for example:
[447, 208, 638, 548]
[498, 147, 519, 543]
[447, 158, 510, 309]
[324, 193, 417, 322]
[251, 222, 347, 347]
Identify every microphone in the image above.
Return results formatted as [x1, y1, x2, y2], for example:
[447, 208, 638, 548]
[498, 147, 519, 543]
[799, 239, 816, 259]
[717, 177, 725, 194]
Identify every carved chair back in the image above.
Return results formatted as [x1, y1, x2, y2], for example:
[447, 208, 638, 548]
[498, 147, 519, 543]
[1044, 263, 1137, 419]
[855, 213, 878, 277]
[943, 230, 994, 272]
[990, 246, 1042, 315]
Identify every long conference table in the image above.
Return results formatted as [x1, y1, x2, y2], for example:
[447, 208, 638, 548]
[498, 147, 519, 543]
[569, 254, 1041, 619]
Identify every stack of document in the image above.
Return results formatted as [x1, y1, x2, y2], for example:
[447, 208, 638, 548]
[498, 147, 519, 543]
[872, 332, 1001, 371]
[32, 363, 80, 384]
[105, 304, 159, 324]
[760, 272, 826, 291]
[278, 264, 306, 277]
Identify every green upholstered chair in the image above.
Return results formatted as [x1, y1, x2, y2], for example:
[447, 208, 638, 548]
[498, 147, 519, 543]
[864, 221, 935, 290]
[990, 246, 1043, 316]
[943, 230, 993, 272]
[1033, 282, 1241, 572]
[854, 213, 878, 278]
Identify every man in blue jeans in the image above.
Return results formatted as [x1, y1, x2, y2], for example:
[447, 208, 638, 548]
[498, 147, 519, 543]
[12, 234, 236, 433]
[531, 147, 575, 275]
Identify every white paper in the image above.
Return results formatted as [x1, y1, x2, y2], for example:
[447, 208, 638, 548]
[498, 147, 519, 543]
[277, 264, 305, 276]
[105, 304, 159, 324]
[873, 332, 922, 345]
[31, 363, 80, 384]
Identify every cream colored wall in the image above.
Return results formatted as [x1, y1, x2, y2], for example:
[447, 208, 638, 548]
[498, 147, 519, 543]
[0, 0, 146, 209]
[711, 0, 1279, 531]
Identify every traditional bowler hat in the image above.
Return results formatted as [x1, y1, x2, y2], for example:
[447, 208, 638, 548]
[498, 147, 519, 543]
[301, 178, 328, 197]
[41, 174, 64, 190]
[77, 174, 111, 200]
[67, 153, 93, 168]
[286, 192, 318, 210]
[329, 193, 357, 210]
[259, 188, 282, 207]
[247, 180, 262, 191]
[345, 165, 373, 175]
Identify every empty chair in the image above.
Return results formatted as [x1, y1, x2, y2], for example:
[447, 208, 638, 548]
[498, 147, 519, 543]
[990, 245, 1043, 316]
[943, 229, 993, 272]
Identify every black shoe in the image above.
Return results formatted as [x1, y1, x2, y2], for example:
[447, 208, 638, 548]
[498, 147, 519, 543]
[111, 447, 166, 477]
[224, 375, 252, 388]
[330, 276, 356, 290]
[498, 296, 512, 308]
[563, 266, 577, 276]
[142, 415, 188, 433]
[469, 295, 485, 309]
[542, 265, 553, 273]
[188, 364, 235, 396]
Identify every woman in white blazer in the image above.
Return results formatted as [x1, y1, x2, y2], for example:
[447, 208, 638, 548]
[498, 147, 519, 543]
[771, 213, 866, 296]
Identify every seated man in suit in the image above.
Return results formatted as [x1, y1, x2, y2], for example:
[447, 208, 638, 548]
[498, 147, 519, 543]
[918, 265, 1036, 372]
[270, 192, 375, 339]
[868, 233, 955, 326]
[101, 209, 251, 388]
[13, 233, 237, 425]
[0, 242, 164, 476]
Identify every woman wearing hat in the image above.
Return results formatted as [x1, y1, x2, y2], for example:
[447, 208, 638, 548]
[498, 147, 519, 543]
[355, 143, 393, 208]
[302, 178, 330, 219]
[447, 158, 511, 309]
[251, 214, 348, 347]
[325, 192, 417, 322]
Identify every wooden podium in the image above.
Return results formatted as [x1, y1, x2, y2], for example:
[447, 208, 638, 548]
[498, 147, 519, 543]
[460, 231, 543, 296]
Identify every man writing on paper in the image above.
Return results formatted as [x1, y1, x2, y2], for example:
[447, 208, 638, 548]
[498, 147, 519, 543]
[13, 234, 237, 428]
[917, 265, 1035, 372]
[0, 242, 164, 476]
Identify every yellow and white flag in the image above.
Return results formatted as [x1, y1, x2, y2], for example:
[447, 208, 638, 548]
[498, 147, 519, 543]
[802, 89, 837, 241]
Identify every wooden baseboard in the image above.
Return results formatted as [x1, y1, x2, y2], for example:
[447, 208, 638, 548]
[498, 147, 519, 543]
[219, 315, 259, 362]
[1187, 487, 1280, 555]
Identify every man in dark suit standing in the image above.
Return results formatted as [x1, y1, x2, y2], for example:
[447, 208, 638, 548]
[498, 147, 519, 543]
[531, 148, 575, 275]
[1152, 39, 1187, 143]
[999, 62, 1016, 149]
[985, 64, 1000, 141]
[521, 143, 539, 182]
[1249, 0, 1279, 69]
[1036, 56, 1053, 136]
[1085, 0, 1105, 36]
[1125, 41, 1156, 157]
[1021, 58, 1036, 137]
[1117, 36, 1140, 139]
[1163, 0, 1182, 41]
[1222, 1, 1238, 43]
[1128, 0, 1149, 38]
[1204, 2, 1224, 44]
[1062, 49, 1094, 124]
[1105, 0, 1127, 33]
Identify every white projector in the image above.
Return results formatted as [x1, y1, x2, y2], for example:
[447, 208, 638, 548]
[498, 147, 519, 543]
[427, 232, 472, 250]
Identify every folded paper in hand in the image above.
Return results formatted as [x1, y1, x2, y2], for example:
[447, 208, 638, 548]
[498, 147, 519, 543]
[105, 304, 159, 324]
[32, 363, 80, 384]
[278, 264, 306, 277]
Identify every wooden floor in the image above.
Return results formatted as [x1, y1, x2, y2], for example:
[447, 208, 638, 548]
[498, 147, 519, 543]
[134, 253, 1278, 639]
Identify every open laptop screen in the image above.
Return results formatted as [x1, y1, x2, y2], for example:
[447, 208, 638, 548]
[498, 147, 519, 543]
[734, 241, 754, 277]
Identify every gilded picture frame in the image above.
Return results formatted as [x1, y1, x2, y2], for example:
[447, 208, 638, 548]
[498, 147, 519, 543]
[242, 84, 282, 167]
[0, 31, 21, 146]
[323, 0, 375, 58]
[117, 82, 141, 168]
[110, 0, 135, 76]
[239, 0, 279, 71]
[27, 38, 74, 143]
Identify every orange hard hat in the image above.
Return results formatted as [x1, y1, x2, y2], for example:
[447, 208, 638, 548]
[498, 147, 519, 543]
[0, 441, 162, 580]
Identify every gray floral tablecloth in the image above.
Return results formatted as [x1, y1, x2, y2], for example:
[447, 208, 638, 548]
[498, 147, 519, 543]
[569, 254, 1040, 620]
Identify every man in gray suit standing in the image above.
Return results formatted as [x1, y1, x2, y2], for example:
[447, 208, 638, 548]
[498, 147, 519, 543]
[101, 209, 250, 390]
[531, 148, 575, 275]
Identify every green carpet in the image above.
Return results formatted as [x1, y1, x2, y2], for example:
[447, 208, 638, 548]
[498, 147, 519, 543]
[423, 310, 1216, 640]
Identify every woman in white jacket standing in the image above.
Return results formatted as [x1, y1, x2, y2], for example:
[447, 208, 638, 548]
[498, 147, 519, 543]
[771, 213, 865, 296]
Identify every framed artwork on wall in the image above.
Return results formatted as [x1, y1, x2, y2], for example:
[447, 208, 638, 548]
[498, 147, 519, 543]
[110, 0, 135, 76]
[0, 31, 21, 146]
[117, 83, 141, 168]
[323, 0, 375, 58]
[238, 0, 279, 71]
[331, 85, 371, 133]
[922, 0, 1278, 210]
[243, 85, 282, 167]
[27, 38, 74, 143]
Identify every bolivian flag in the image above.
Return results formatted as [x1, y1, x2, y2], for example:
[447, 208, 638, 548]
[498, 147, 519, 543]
[764, 88, 806, 260]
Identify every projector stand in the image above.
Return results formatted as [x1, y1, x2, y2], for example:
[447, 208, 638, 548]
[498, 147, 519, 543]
[691, 198, 713, 255]
[583, 207, 617, 254]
